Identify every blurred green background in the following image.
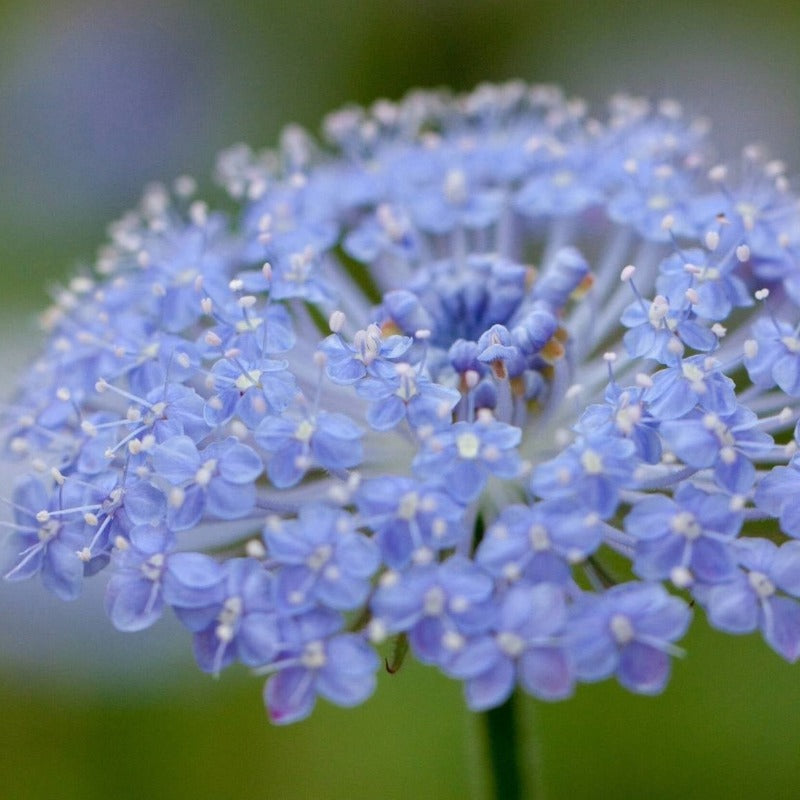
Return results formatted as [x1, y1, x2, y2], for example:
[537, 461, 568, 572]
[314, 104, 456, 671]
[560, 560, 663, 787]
[2, 1, 800, 798]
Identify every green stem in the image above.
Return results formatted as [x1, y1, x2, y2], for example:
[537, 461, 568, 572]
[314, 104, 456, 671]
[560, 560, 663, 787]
[482, 694, 527, 800]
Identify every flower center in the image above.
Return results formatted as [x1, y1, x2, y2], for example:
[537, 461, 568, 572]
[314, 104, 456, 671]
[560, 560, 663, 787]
[456, 432, 481, 460]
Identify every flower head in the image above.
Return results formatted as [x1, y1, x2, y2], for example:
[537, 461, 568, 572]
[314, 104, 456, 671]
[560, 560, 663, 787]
[6, 82, 800, 722]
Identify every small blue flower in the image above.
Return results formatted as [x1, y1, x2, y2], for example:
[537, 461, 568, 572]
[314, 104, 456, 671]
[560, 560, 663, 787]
[624, 483, 743, 584]
[744, 316, 800, 396]
[263, 608, 379, 725]
[644, 355, 737, 419]
[320, 325, 412, 385]
[576, 384, 662, 464]
[693, 538, 800, 661]
[174, 558, 279, 675]
[204, 353, 296, 429]
[445, 583, 574, 710]
[413, 418, 523, 503]
[255, 408, 363, 487]
[105, 524, 175, 631]
[4, 476, 87, 601]
[356, 476, 466, 568]
[263, 505, 379, 613]
[755, 454, 800, 537]
[476, 501, 603, 585]
[530, 434, 637, 518]
[151, 436, 263, 530]
[357, 364, 460, 431]
[659, 406, 773, 493]
[569, 582, 691, 694]
[370, 557, 495, 667]
[656, 248, 752, 322]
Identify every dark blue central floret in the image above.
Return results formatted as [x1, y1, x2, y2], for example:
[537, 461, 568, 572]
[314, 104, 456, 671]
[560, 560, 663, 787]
[377, 255, 529, 348]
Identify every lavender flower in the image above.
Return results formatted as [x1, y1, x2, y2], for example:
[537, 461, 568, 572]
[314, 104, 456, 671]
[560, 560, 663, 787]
[6, 82, 800, 724]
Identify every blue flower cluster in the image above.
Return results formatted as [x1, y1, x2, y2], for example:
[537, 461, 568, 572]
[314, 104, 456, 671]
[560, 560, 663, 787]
[6, 82, 800, 723]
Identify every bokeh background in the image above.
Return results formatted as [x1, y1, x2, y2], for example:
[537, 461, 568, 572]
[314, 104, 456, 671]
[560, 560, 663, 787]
[2, 1, 800, 798]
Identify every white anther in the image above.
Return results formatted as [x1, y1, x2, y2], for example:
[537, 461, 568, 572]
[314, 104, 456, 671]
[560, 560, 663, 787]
[635, 372, 653, 388]
[379, 569, 399, 588]
[300, 641, 326, 669]
[367, 618, 388, 644]
[603, 351, 617, 363]
[685, 288, 700, 305]
[620, 264, 636, 282]
[610, 613, 635, 644]
[755, 288, 770, 301]
[169, 487, 185, 508]
[245, 538, 266, 559]
[708, 164, 728, 183]
[261, 262, 272, 281]
[36, 510, 50, 523]
[719, 446, 737, 464]
[174, 174, 196, 197]
[667, 337, 684, 355]
[476, 408, 495, 423]
[80, 420, 97, 437]
[84, 512, 99, 526]
[443, 168, 468, 204]
[670, 566, 694, 588]
[55, 387, 71, 402]
[238, 295, 257, 309]
[412, 546, 435, 566]
[456, 432, 481, 460]
[329, 310, 346, 333]
[9, 438, 28, 455]
[660, 214, 675, 231]
[748, 570, 776, 598]
[704, 230, 720, 251]
[736, 244, 750, 262]
[580, 449, 604, 475]
[711, 323, 727, 338]
[496, 631, 525, 657]
[204, 330, 222, 347]
[200, 297, 213, 315]
[189, 201, 208, 226]
[423, 586, 446, 616]
[648, 295, 670, 325]
[554, 429, 572, 448]
[228, 278, 244, 292]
